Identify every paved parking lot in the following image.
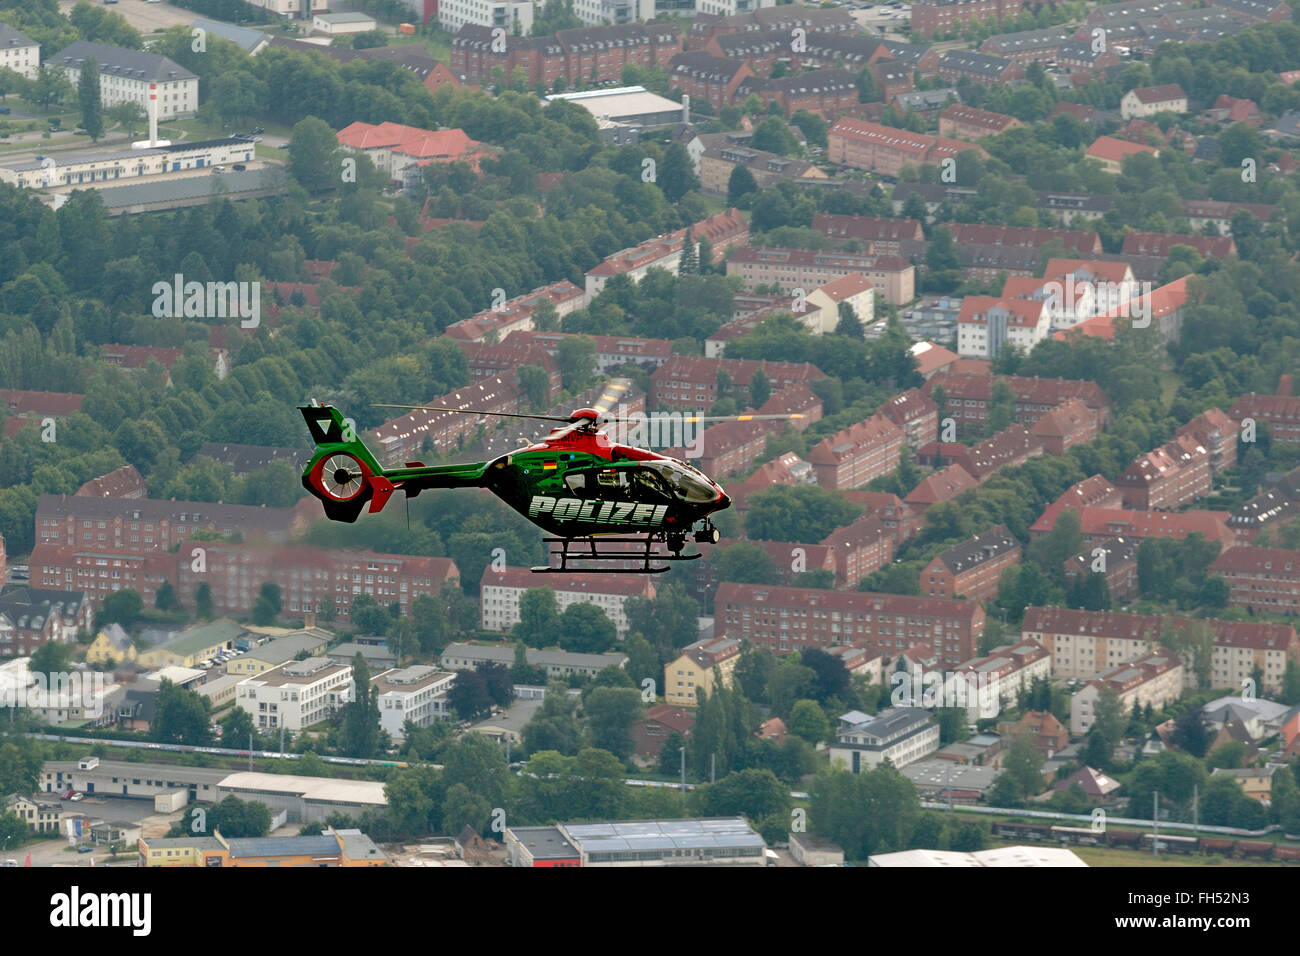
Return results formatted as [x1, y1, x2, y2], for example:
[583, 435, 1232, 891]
[59, 0, 203, 36]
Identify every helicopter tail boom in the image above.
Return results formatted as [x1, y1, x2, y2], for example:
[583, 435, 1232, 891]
[298, 403, 488, 523]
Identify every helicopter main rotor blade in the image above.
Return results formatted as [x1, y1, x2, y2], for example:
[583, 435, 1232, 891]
[600, 413, 806, 425]
[371, 404, 576, 423]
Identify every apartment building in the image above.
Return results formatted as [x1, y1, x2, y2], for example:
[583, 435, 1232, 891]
[48, 41, 198, 118]
[1120, 231, 1236, 259]
[0, 587, 92, 657]
[716, 582, 986, 667]
[1022, 606, 1298, 694]
[461, 339, 561, 400]
[1031, 506, 1237, 551]
[904, 463, 979, 515]
[938, 103, 1022, 140]
[28, 545, 174, 611]
[811, 214, 925, 257]
[235, 658, 355, 732]
[820, 514, 895, 587]
[939, 640, 1051, 722]
[1029, 399, 1101, 455]
[372, 665, 457, 741]
[1115, 433, 1212, 510]
[921, 525, 1021, 602]
[445, 281, 586, 344]
[726, 247, 916, 305]
[668, 52, 755, 112]
[479, 567, 655, 637]
[439, 0, 534, 34]
[944, 223, 1103, 256]
[0, 24, 39, 81]
[956, 295, 1051, 359]
[879, 389, 939, 450]
[830, 708, 939, 771]
[650, 355, 825, 413]
[1070, 650, 1185, 735]
[921, 372, 1112, 439]
[586, 209, 748, 299]
[842, 490, 923, 545]
[1063, 536, 1140, 602]
[665, 636, 741, 707]
[367, 373, 524, 466]
[35, 494, 298, 555]
[827, 117, 981, 179]
[511, 331, 674, 375]
[1230, 391, 1300, 446]
[911, 0, 1030, 36]
[1120, 83, 1188, 120]
[1209, 547, 1300, 616]
[808, 414, 906, 490]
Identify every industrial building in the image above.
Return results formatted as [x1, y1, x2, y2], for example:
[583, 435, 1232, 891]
[546, 86, 687, 130]
[214, 772, 389, 824]
[0, 138, 258, 192]
[505, 818, 767, 867]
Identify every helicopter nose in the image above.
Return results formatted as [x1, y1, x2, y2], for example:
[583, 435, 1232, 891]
[716, 491, 731, 510]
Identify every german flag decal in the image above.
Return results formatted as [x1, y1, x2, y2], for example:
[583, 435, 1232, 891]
[543, 460, 557, 470]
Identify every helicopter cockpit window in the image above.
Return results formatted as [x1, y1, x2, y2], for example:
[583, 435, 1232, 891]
[644, 460, 717, 504]
[564, 472, 589, 496]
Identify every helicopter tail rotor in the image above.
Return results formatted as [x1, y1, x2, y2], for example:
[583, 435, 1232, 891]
[298, 403, 398, 522]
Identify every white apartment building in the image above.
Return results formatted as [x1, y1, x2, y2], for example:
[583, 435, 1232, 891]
[829, 707, 940, 772]
[479, 567, 655, 638]
[0, 24, 40, 81]
[437, 0, 535, 34]
[47, 42, 198, 119]
[945, 640, 1052, 723]
[573, 0, 656, 26]
[372, 665, 456, 741]
[956, 298, 1051, 359]
[235, 657, 354, 732]
[1070, 650, 1183, 736]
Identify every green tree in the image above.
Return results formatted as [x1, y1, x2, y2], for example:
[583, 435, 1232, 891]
[78, 58, 103, 142]
[1002, 735, 1044, 798]
[516, 587, 561, 648]
[338, 654, 380, 757]
[522, 683, 582, 756]
[289, 115, 341, 193]
[0, 812, 26, 851]
[728, 164, 759, 206]
[152, 679, 212, 746]
[583, 686, 642, 759]
[195, 583, 213, 620]
[556, 335, 596, 390]
[441, 782, 492, 837]
[558, 602, 617, 654]
[787, 699, 830, 744]
[97, 589, 143, 628]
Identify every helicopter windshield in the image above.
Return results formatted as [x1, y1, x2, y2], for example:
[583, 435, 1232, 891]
[643, 460, 718, 504]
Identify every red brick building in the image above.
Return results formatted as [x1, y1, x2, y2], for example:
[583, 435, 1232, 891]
[807, 414, 906, 490]
[911, 0, 1031, 37]
[1209, 547, 1300, 617]
[917, 424, 1043, 482]
[668, 52, 755, 112]
[923, 372, 1112, 439]
[1115, 433, 1212, 510]
[828, 118, 982, 178]
[879, 389, 939, 450]
[1119, 231, 1236, 259]
[1029, 399, 1100, 455]
[732, 69, 861, 119]
[811, 213, 925, 256]
[29, 545, 174, 611]
[0, 388, 83, 439]
[938, 103, 1022, 140]
[842, 491, 923, 545]
[904, 463, 979, 514]
[76, 465, 147, 500]
[943, 223, 1102, 255]
[820, 514, 895, 587]
[717, 582, 986, 666]
[35, 494, 299, 555]
[174, 539, 459, 622]
[921, 524, 1021, 602]
[461, 340, 561, 401]
[650, 356, 825, 413]
[1031, 507, 1237, 551]
[368, 373, 524, 467]
[1064, 536, 1140, 602]
[1230, 392, 1300, 446]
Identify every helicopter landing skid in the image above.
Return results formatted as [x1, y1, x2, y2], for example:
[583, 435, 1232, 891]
[532, 536, 703, 575]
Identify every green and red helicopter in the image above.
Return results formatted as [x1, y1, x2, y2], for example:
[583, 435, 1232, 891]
[298, 396, 802, 573]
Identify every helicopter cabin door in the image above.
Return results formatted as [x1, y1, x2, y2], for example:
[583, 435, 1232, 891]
[564, 465, 674, 506]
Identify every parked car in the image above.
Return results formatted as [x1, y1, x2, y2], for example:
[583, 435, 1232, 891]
[277, 143, 290, 149]
[69, 792, 84, 802]
[212, 165, 225, 172]
[251, 127, 265, 134]
[0, 107, 10, 115]
[2, 860, 17, 867]
[77, 845, 93, 853]
[232, 163, 246, 170]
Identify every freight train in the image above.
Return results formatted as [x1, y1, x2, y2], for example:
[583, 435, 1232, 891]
[991, 820, 1300, 860]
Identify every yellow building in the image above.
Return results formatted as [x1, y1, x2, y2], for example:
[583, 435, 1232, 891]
[84, 623, 137, 666]
[225, 628, 331, 676]
[3, 794, 70, 834]
[138, 827, 387, 867]
[137, 619, 247, 669]
[1211, 766, 1280, 803]
[665, 636, 741, 708]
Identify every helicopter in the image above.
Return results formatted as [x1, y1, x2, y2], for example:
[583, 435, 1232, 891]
[297, 396, 803, 574]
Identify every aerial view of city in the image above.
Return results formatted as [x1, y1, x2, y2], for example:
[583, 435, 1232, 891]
[0, 0, 1295, 927]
